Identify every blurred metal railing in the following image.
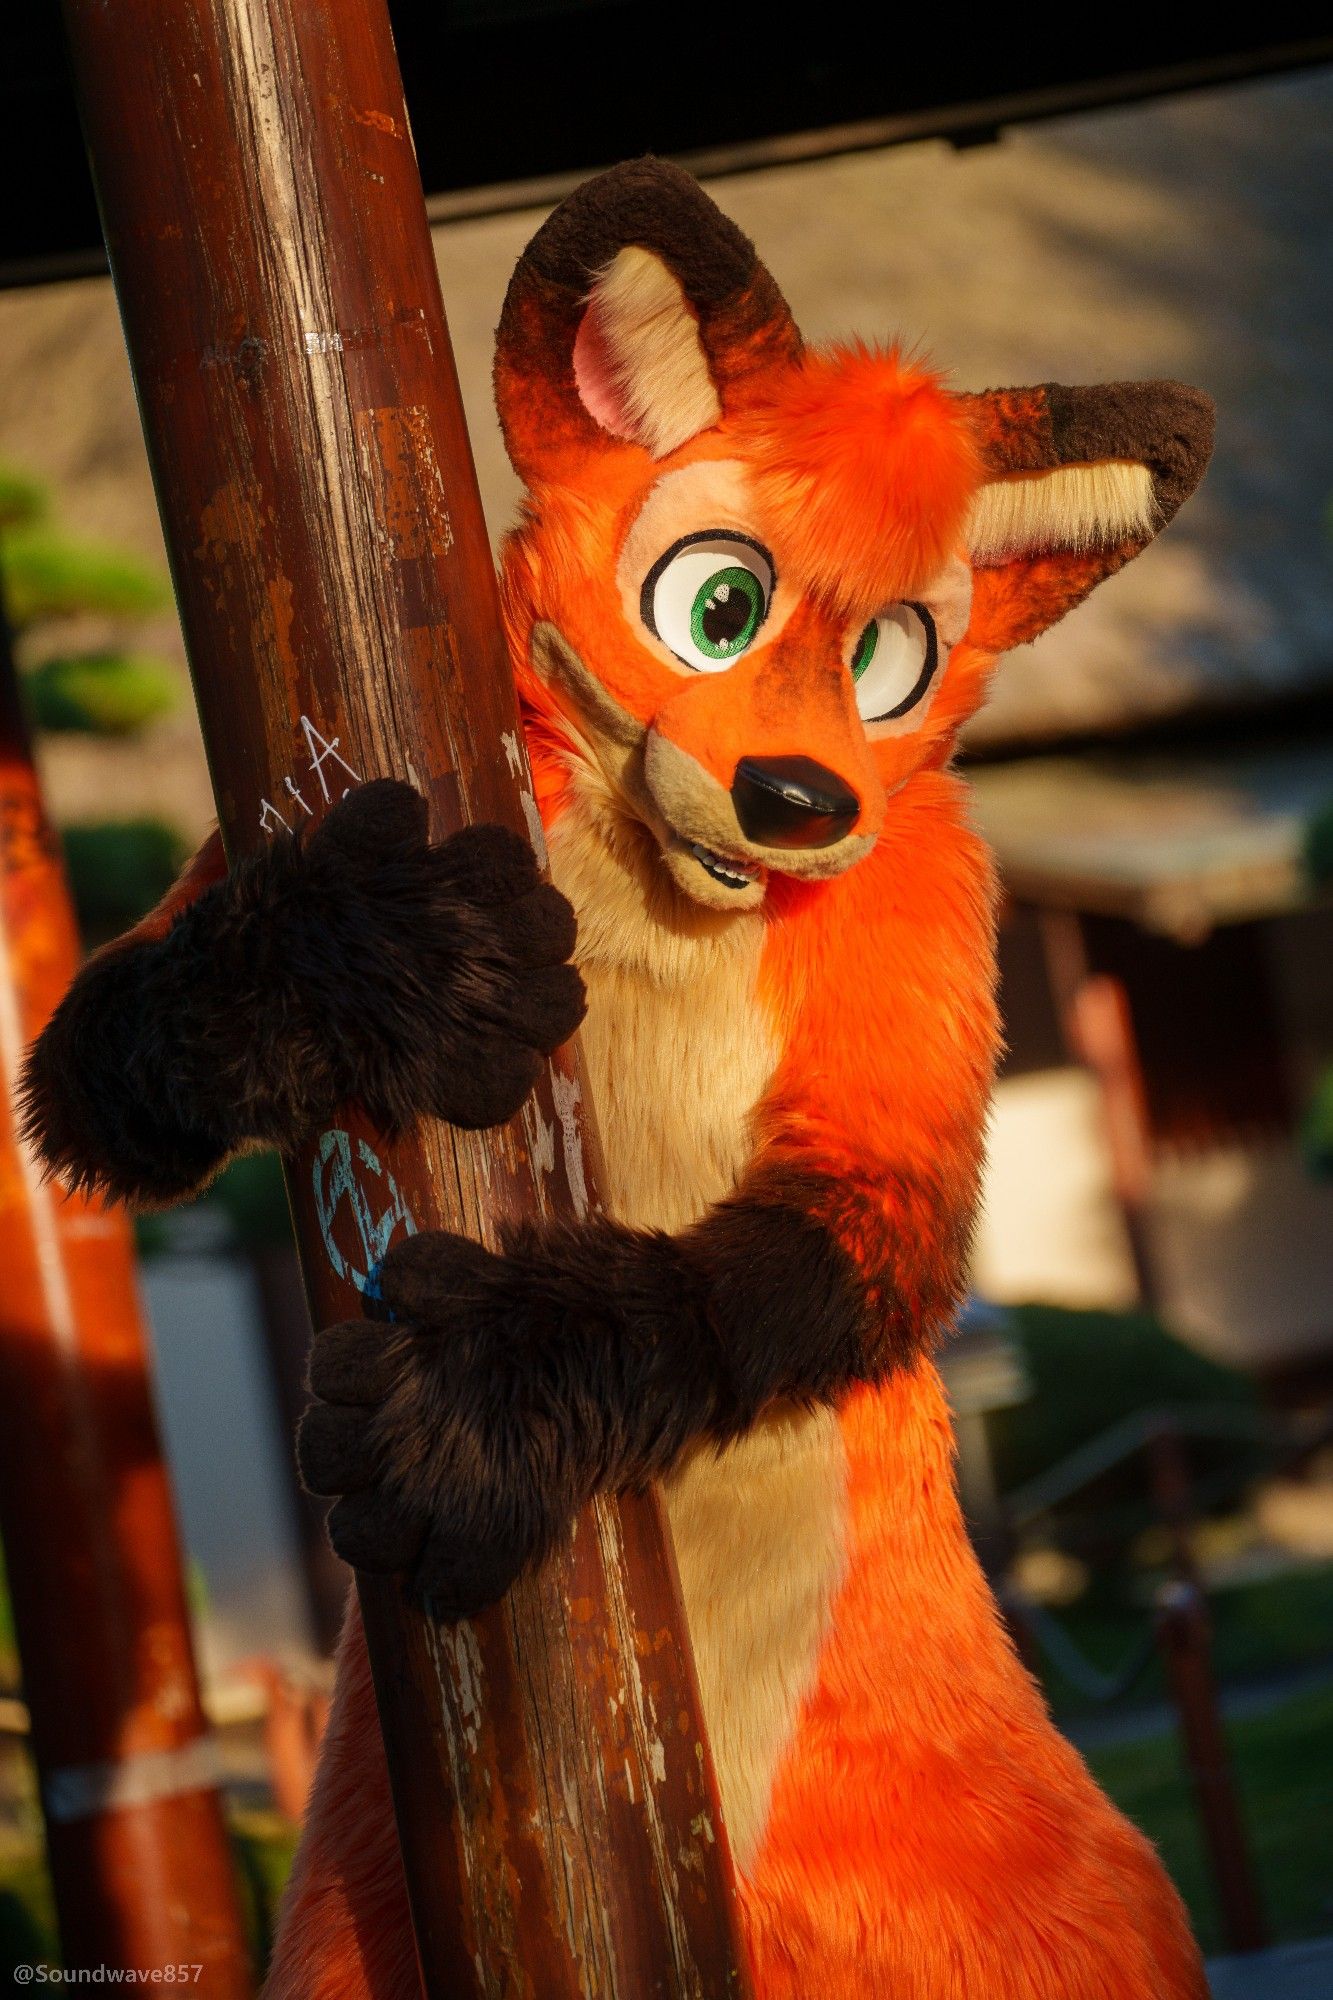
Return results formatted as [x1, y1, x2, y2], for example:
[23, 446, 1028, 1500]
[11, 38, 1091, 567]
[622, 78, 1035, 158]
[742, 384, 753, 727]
[1005, 1403, 1330, 1527]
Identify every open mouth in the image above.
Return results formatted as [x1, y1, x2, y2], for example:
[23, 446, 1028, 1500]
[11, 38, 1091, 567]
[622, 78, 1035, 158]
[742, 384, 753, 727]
[687, 841, 763, 890]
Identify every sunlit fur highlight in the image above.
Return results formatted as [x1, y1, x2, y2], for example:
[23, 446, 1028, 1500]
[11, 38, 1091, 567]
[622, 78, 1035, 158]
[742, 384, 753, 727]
[743, 344, 982, 612]
[968, 459, 1157, 564]
[574, 247, 723, 456]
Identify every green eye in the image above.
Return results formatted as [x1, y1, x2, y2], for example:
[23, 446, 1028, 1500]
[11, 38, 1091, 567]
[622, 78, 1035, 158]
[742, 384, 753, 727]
[641, 532, 775, 674]
[690, 566, 764, 660]
[847, 603, 938, 722]
[851, 621, 878, 680]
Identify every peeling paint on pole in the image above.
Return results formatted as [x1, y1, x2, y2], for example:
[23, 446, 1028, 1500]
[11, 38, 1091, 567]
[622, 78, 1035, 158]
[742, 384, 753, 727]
[59, 0, 750, 1992]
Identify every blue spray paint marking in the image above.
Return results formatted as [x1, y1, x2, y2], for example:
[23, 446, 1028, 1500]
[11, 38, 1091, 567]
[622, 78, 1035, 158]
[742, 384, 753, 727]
[313, 1128, 416, 1294]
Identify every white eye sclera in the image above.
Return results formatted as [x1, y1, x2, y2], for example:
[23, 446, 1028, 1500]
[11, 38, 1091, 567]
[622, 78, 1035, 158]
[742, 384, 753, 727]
[849, 603, 938, 722]
[641, 533, 775, 674]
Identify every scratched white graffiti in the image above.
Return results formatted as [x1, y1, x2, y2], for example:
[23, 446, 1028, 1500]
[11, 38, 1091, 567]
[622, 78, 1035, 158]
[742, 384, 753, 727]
[259, 714, 363, 834]
[314, 1128, 416, 1293]
[302, 715, 361, 799]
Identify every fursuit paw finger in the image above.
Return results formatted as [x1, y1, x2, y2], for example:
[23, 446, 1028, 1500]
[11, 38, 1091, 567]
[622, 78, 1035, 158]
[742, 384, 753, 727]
[376, 1228, 493, 1320]
[326, 1489, 428, 1575]
[306, 1321, 406, 1405]
[296, 1402, 381, 1496]
[311, 777, 428, 861]
[496, 960, 586, 1053]
[412, 1522, 530, 1622]
[432, 1032, 543, 1129]
[497, 881, 579, 969]
[433, 822, 540, 905]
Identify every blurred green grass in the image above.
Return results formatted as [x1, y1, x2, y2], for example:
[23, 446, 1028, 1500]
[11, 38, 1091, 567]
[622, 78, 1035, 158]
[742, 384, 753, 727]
[58, 819, 190, 945]
[1086, 1680, 1333, 1955]
[991, 1305, 1264, 1543]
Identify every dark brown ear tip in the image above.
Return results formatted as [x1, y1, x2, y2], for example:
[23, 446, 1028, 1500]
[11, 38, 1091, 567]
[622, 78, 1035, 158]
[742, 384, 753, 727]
[1136, 380, 1216, 506]
[1131, 378, 1215, 447]
[1164, 380, 1215, 454]
[1046, 377, 1215, 510]
[513, 155, 760, 308]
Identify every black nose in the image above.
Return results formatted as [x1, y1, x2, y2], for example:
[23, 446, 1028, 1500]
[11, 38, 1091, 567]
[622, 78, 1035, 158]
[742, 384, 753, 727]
[731, 756, 860, 849]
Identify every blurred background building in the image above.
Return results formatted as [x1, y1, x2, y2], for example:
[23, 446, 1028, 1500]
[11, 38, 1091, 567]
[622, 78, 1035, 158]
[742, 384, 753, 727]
[1, 23, 1331, 1983]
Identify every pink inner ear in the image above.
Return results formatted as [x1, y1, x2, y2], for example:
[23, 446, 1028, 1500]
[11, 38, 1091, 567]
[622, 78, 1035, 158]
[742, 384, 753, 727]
[572, 305, 635, 439]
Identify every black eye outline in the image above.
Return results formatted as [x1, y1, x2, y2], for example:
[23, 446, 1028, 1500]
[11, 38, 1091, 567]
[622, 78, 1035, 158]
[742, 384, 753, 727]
[640, 529, 778, 667]
[853, 601, 939, 722]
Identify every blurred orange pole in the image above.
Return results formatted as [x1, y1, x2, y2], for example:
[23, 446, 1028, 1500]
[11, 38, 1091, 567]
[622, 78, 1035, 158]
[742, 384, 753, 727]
[0, 603, 251, 1986]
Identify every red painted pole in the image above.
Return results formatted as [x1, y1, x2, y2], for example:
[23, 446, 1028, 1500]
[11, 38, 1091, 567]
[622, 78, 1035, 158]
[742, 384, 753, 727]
[0, 605, 251, 1985]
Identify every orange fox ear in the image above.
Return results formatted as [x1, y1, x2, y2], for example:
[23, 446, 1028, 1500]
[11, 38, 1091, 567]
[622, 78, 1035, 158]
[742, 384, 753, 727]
[494, 158, 800, 482]
[960, 381, 1214, 652]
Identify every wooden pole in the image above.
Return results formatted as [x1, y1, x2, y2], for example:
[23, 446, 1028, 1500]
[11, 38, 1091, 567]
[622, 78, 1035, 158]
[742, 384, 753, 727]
[1155, 1580, 1269, 1953]
[0, 600, 250, 1983]
[57, 2, 749, 1993]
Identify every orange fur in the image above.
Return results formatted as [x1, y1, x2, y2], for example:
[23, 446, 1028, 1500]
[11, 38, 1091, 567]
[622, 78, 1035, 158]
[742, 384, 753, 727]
[266, 164, 1211, 1999]
[744, 344, 982, 616]
[754, 777, 997, 1315]
[968, 540, 1138, 653]
[745, 1372, 1206, 2000]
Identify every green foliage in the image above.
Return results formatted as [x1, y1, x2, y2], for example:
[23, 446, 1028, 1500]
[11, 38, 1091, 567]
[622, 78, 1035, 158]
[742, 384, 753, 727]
[208, 1152, 296, 1252]
[232, 1812, 299, 1974]
[0, 469, 47, 534]
[1302, 1066, 1333, 1181]
[26, 652, 178, 735]
[1, 525, 169, 628]
[133, 1153, 296, 1262]
[1304, 795, 1333, 888]
[0, 1865, 57, 1980]
[60, 819, 189, 944]
[1089, 1678, 1333, 1953]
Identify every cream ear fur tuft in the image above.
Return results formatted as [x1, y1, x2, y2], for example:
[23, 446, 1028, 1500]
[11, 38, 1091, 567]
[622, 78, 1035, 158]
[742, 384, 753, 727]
[574, 246, 723, 457]
[967, 460, 1157, 564]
